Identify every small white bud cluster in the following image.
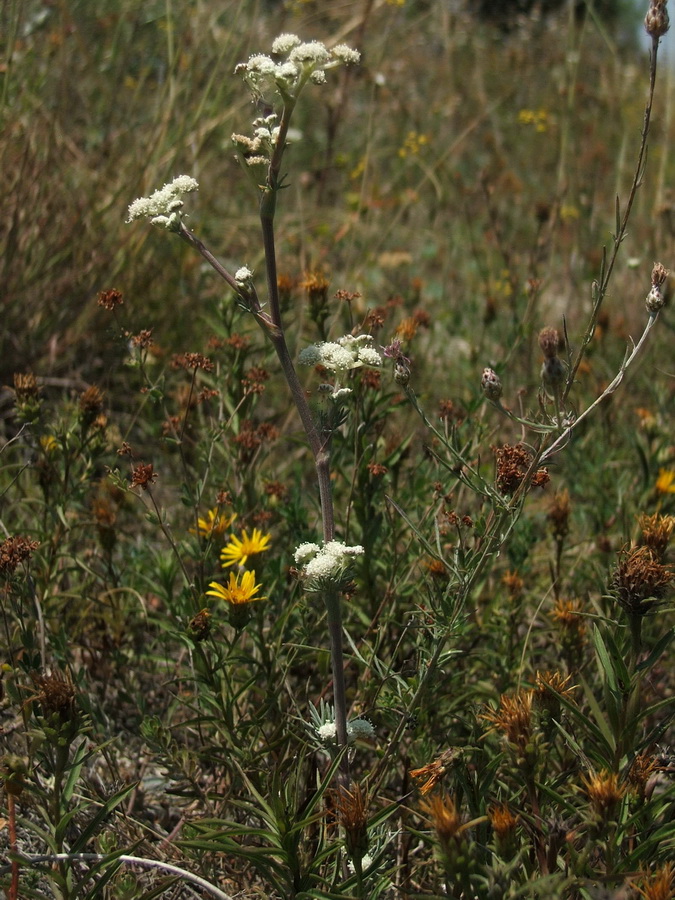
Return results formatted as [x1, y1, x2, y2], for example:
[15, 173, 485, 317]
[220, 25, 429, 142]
[126, 175, 198, 230]
[645, 261, 669, 313]
[235, 34, 360, 103]
[231, 114, 281, 168]
[234, 266, 253, 285]
[298, 334, 382, 374]
[317, 717, 375, 744]
[294, 540, 364, 587]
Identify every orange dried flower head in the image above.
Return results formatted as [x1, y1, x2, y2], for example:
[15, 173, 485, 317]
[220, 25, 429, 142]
[627, 752, 658, 800]
[482, 691, 533, 749]
[188, 608, 212, 641]
[488, 803, 518, 841]
[582, 769, 625, 816]
[172, 352, 214, 372]
[410, 749, 459, 795]
[635, 862, 675, 900]
[334, 783, 369, 862]
[502, 569, 524, 599]
[420, 793, 466, 843]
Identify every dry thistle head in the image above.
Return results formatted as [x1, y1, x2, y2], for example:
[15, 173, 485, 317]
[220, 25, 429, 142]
[645, 1, 670, 40]
[639, 512, 675, 559]
[334, 783, 369, 863]
[533, 670, 577, 726]
[582, 769, 626, 819]
[611, 545, 673, 617]
[13, 372, 41, 423]
[78, 385, 106, 429]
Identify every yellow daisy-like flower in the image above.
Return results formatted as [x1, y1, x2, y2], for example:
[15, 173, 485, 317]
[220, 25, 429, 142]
[220, 528, 271, 568]
[193, 508, 237, 538]
[206, 571, 265, 605]
[656, 468, 675, 495]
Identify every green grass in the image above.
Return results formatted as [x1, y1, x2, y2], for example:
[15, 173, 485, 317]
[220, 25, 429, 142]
[1, 1, 674, 898]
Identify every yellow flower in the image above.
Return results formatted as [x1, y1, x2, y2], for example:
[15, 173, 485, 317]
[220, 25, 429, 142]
[193, 508, 237, 538]
[206, 571, 265, 605]
[40, 435, 59, 454]
[220, 528, 271, 568]
[656, 468, 675, 494]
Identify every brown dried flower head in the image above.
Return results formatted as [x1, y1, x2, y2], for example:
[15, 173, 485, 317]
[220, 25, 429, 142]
[79, 386, 105, 425]
[13, 373, 39, 401]
[97, 288, 124, 311]
[639, 512, 675, 559]
[188, 608, 212, 642]
[130, 463, 157, 490]
[612, 545, 673, 616]
[502, 569, 524, 599]
[551, 597, 586, 640]
[494, 444, 549, 495]
[0, 536, 40, 576]
[420, 792, 467, 843]
[171, 352, 214, 372]
[627, 752, 659, 800]
[33, 671, 77, 721]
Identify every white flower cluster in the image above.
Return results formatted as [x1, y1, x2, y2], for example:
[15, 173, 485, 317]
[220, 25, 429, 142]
[298, 334, 382, 374]
[235, 266, 253, 285]
[317, 718, 375, 744]
[235, 34, 360, 102]
[231, 113, 281, 168]
[126, 175, 198, 229]
[294, 540, 364, 582]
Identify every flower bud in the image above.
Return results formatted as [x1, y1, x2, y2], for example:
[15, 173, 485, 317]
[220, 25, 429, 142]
[481, 367, 502, 401]
[541, 356, 566, 390]
[645, 0, 670, 39]
[538, 327, 560, 360]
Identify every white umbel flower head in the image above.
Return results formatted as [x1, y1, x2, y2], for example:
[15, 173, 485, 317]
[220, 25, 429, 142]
[127, 175, 199, 229]
[235, 266, 253, 285]
[236, 34, 360, 103]
[294, 539, 364, 589]
[299, 334, 382, 374]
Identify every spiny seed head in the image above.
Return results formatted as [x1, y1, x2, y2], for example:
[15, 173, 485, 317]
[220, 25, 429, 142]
[481, 367, 502, 401]
[645, 0, 670, 39]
